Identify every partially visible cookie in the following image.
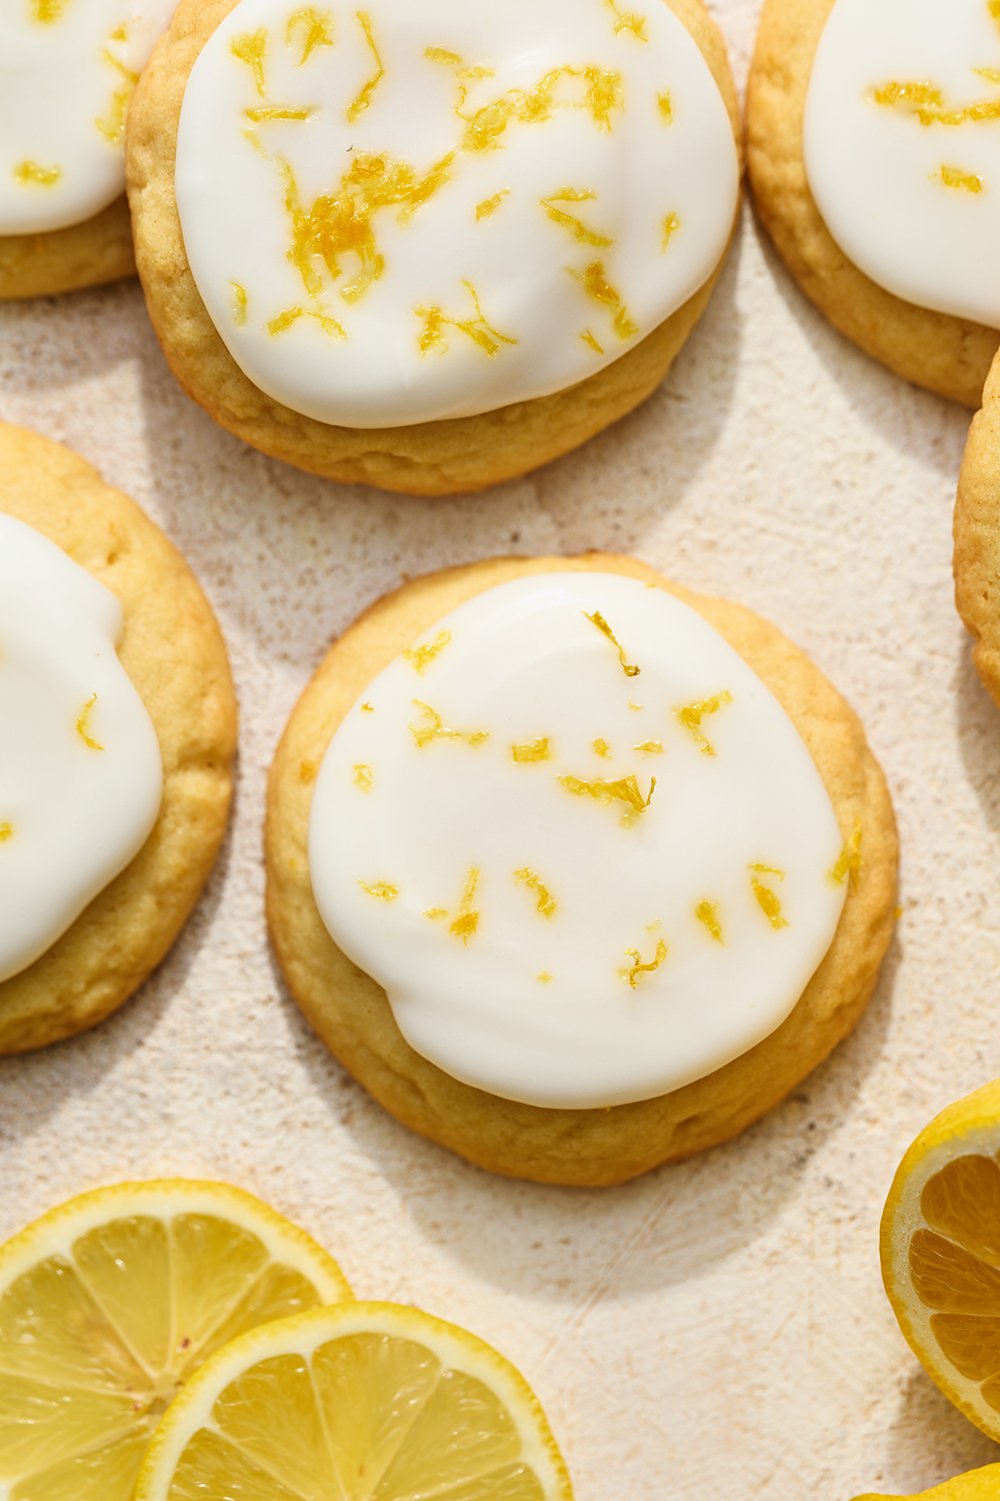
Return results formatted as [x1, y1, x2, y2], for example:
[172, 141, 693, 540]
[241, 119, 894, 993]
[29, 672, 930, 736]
[127, 0, 742, 496]
[747, 0, 999, 408]
[0, 3, 175, 299]
[266, 554, 898, 1186]
[0, 424, 237, 1052]
[956, 352, 1000, 703]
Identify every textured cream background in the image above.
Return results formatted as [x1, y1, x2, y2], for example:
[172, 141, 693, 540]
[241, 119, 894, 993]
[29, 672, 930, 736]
[1, 3, 999, 1496]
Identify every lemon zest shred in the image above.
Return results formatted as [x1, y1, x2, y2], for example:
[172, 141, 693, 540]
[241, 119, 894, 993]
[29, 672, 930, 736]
[361, 702, 375, 712]
[446, 63, 624, 153]
[606, 0, 649, 40]
[558, 772, 656, 826]
[353, 763, 374, 792]
[872, 75, 1000, 127]
[267, 304, 347, 338]
[32, 0, 68, 20]
[675, 690, 733, 755]
[94, 48, 138, 145]
[424, 907, 449, 919]
[402, 630, 452, 674]
[695, 899, 724, 944]
[231, 282, 249, 325]
[358, 879, 398, 901]
[620, 936, 667, 988]
[231, 29, 269, 97]
[751, 874, 788, 931]
[14, 160, 61, 186]
[410, 700, 489, 749]
[661, 211, 681, 249]
[540, 188, 613, 247]
[634, 739, 663, 753]
[76, 694, 103, 751]
[476, 189, 509, 220]
[0, 822, 13, 842]
[514, 867, 558, 918]
[537, 970, 554, 983]
[937, 164, 984, 193]
[828, 824, 863, 887]
[346, 10, 385, 123]
[286, 7, 334, 65]
[581, 329, 604, 354]
[592, 738, 612, 759]
[584, 609, 640, 676]
[571, 262, 637, 340]
[512, 737, 552, 763]
[657, 91, 673, 123]
[244, 105, 315, 123]
[449, 867, 481, 943]
[416, 280, 517, 358]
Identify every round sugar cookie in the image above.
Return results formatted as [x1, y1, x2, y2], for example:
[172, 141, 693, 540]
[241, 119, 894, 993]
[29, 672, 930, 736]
[0, 2, 178, 300]
[265, 554, 898, 1186]
[126, 0, 741, 497]
[956, 350, 1000, 702]
[0, 424, 237, 1053]
[746, 0, 1000, 408]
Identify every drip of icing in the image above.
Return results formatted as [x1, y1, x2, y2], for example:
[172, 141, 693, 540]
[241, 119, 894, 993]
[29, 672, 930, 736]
[174, 0, 739, 427]
[804, 0, 1000, 329]
[308, 573, 847, 1109]
[0, 1, 177, 235]
[0, 515, 163, 982]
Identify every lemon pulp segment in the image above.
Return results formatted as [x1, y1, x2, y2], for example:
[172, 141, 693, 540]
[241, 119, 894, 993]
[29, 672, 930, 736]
[0, 1183, 349, 1500]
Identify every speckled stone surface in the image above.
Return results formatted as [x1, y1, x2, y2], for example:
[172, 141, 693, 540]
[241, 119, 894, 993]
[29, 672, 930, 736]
[1, 4, 999, 1497]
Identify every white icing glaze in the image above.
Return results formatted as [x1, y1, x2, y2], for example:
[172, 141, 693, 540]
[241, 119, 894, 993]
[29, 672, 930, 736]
[0, 515, 163, 982]
[308, 573, 849, 1110]
[0, 0, 176, 236]
[804, 0, 1000, 329]
[174, 0, 739, 428]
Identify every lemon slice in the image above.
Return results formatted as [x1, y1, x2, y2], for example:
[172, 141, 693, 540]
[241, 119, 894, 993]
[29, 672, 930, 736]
[852, 1466, 1000, 1501]
[0, 1179, 351, 1501]
[136, 1300, 574, 1501]
[880, 1080, 1000, 1441]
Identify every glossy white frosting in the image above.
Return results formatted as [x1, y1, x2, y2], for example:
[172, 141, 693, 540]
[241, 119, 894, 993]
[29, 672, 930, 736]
[804, 0, 1000, 329]
[174, 0, 739, 428]
[308, 573, 850, 1109]
[0, 515, 163, 982]
[0, 0, 176, 236]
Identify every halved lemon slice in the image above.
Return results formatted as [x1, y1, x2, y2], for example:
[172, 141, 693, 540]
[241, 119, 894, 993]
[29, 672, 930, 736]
[853, 1466, 1000, 1501]
[881, 1080, 1000, 1441]
[0, 1179, 350, 1500]
[136, 1300, 574, 1501]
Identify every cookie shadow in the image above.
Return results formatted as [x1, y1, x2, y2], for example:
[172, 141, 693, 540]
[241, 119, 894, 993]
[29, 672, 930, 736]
[955, 635, 1000, 844]
[750, 215, 974, 484]
[264, 908, 900, 1307]
[876, 1366, 999, 1497]
[0, 772, 238, 1134]
[0, 280, 152, 415]
[128, 218, 745, 675]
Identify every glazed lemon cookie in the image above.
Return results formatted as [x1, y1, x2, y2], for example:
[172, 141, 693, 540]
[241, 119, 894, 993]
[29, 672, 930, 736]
[0, 424, 236, 1053]
[956, 350, 1000, 702]
[127, 0, 741, 496]
[747, 0, 1000, 407]
[0, 1, 177, 299]
[266, 555, 898, 1186]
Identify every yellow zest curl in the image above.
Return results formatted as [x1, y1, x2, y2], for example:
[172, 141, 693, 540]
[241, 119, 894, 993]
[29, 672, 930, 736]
[661, 211, 681, 250]
[231, 282, 249, 325]
[511, 737, 552, 763]
[584, 609, 640, 676]
[580, 329, 604, 355]
[571, 262, 637, 340]
[358, 879, 398, 901]
[417, 280, 517, 358]
[558, 772, 656, 826]
[592, 738, 612, 759]
[750, 867, 788, 931]
[606, 0, 649, 40]
[231, 29, 268, 97]
[361, 702, 375, 712]
[620, 937, 667, 988]
[76, 694, 103, 751]
[268, 304, 346, 338]
[449, 867, 481, 943]
[537, 970, 553, 983]
[873, 75, 1000, 127]
[540, 188, 613, 247]
[449, 64, 624, 153]
[244, 106, 315, 123]
[14, 160, 61, 186]
[937, 164, 985, 193]
[402, 630, 452, 674]
[353, 763, 373, 792]
[695, 899, 724, 944]
[514, 867, 558, 918]
[657, 91, 673, 123]
[0, 823, 13, 843]
[828, 824, 863, 888]
[476, 190, 509, 220]
[286, 7, 334, 65]
[410, 700, 489, 749]
[346, 10, 385, 124]
[95, 49, 138, 145]
[675, 690, 733, 756]
[633, 739, 662, 754]
[32, 0, 68, 20]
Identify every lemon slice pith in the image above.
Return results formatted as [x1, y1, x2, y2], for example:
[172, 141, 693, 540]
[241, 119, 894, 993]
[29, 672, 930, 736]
[136, 1300, 574, 1501]
[0, 1179, 351, 1501]
[881, 1081, 1000, 1443]
[852, 1466, 1000, 1501]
